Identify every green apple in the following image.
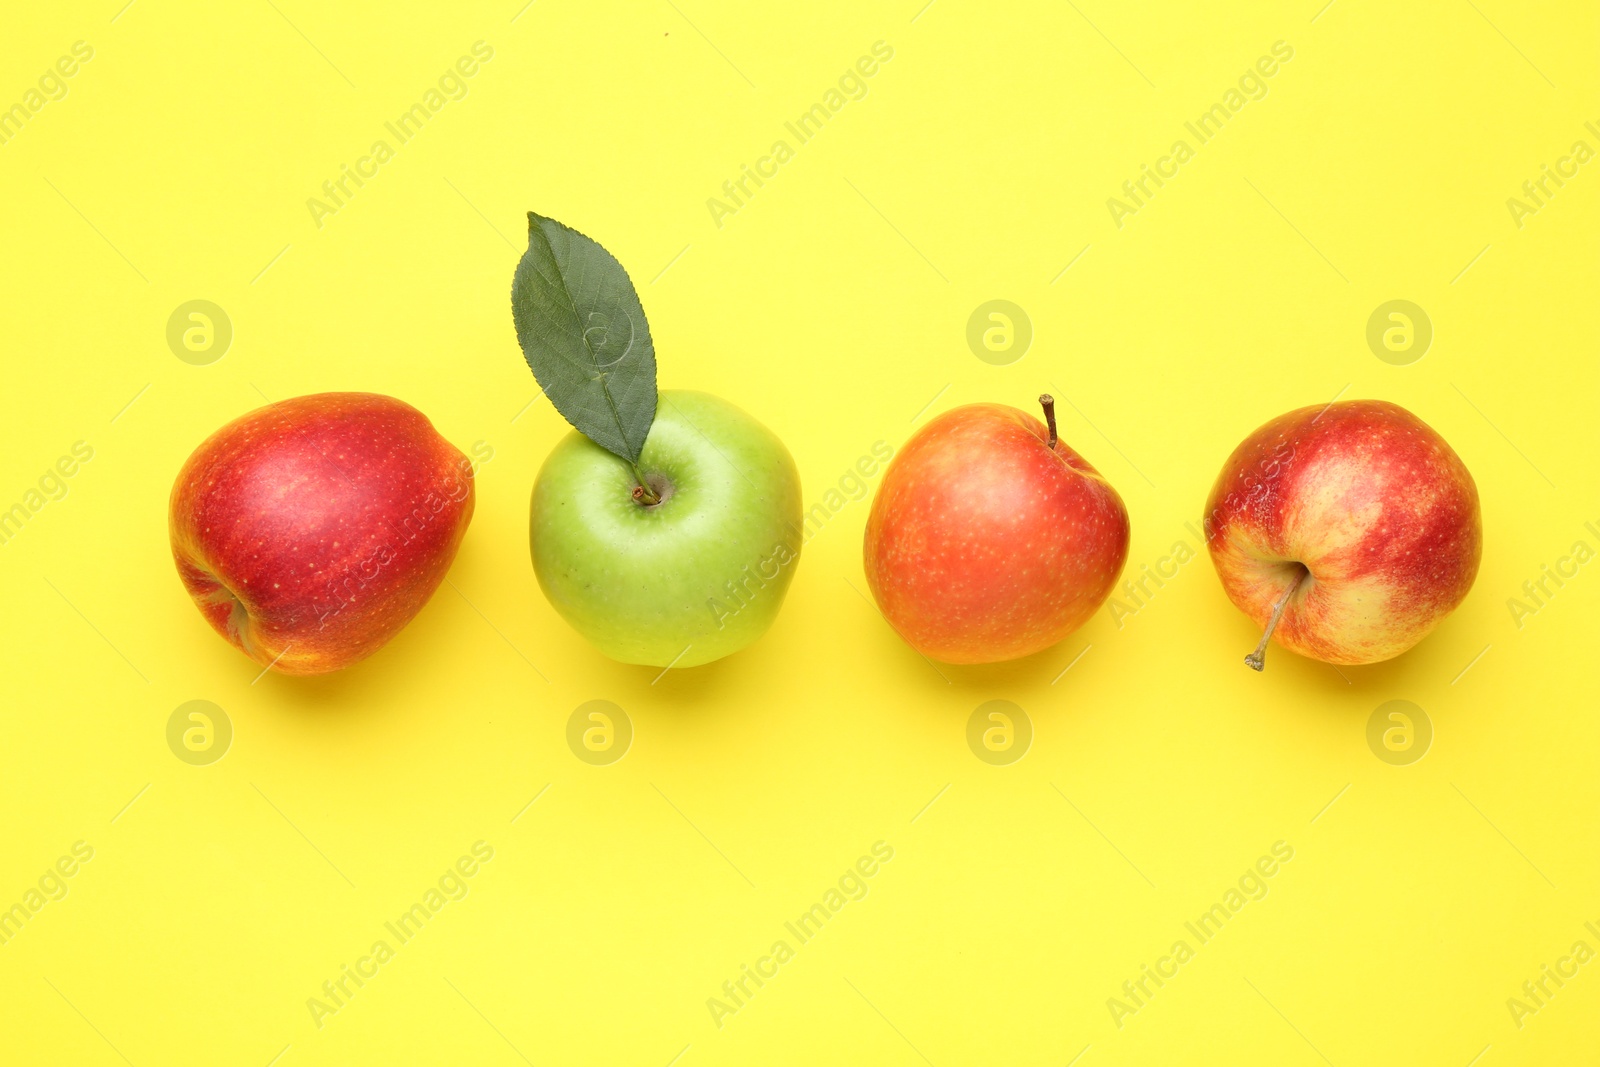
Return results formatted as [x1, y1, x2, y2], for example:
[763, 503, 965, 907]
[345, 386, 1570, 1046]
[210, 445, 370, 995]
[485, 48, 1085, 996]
[529, 390, 802, 668]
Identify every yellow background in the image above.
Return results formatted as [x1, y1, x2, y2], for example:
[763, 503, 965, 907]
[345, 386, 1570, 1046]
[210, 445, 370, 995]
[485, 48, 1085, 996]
[2, 0, 1596, 1063]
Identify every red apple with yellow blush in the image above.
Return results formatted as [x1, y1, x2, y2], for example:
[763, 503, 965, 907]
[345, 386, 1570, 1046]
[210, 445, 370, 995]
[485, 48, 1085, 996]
[170, 392, 475, 675]
[1204, 399, 1481, 670]
[864, 396, 1130, 664]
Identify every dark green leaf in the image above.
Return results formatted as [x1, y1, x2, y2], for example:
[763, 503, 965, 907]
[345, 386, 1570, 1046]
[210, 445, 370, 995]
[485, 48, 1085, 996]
[511, 212, 657, 464]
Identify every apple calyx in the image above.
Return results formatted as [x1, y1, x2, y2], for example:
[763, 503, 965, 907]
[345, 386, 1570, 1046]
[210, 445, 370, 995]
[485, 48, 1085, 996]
[1038, 394, 1058, 450]
[1244, 564, 1310, 671]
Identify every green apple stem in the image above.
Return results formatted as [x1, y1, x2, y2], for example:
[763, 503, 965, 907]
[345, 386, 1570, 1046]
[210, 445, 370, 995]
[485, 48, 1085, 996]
[630, 468, 661, 506]
[1244, 569, 1307, 672]
[1038, 394, 1058, 449]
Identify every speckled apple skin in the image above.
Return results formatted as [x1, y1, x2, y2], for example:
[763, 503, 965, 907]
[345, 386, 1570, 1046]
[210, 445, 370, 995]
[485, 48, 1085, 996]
[864, 403, 1130, 665]
[170, 393, 475, 675]
[1204, 399, 1481, 666]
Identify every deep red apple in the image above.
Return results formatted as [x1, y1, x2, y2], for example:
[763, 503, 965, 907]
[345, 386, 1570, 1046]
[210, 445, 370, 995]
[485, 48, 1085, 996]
[864, 397, 1130, 664]
[170, 392, 475, 675]
[1204, 399, 1481, 670]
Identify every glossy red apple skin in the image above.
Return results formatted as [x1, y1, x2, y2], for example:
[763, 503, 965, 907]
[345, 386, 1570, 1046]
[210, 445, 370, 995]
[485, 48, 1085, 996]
[170, 393, 475, 675]
[1204, 399, 1481, 666]
[864, 403, 1130, 664]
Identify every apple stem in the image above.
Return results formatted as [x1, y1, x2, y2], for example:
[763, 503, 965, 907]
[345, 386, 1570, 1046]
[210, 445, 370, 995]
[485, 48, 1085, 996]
[1038, 394, 1058, 449]
[631, 471, 661, 506]
[1244, 570, 1307, 672]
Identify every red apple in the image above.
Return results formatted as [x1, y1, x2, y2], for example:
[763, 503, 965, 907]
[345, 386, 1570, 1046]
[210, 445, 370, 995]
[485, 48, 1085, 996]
[170, 392, 475, 675]
[864, 397, 1130, 664]
[1204, 399, 1481, 670]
